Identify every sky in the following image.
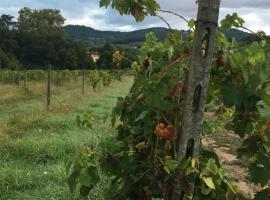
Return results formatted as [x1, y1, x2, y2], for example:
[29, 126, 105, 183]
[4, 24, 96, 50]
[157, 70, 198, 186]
[0, 0, 270, 34]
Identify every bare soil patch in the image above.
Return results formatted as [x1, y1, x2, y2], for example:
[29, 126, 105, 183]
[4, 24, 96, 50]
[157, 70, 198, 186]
[203, 131, 259, 198]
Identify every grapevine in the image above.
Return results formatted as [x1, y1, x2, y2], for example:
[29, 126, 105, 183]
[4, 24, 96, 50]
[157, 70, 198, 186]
[66, 1, 270, 199]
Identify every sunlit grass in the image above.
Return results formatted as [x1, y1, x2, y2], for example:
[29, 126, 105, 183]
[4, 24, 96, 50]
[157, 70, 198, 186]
[0, 77, 133, 200]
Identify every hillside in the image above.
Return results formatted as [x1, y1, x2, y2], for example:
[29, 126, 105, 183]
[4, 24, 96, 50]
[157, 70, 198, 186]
[64, 25, 170, 46]
[64, 25, 251, 46]
[223, 28, 251, 41]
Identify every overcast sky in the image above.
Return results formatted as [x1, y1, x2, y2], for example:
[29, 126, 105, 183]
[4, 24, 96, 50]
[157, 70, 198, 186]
[0, 0, 270, 34]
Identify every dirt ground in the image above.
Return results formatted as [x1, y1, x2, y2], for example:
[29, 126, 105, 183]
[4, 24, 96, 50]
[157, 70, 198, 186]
[203, 131, 259, 198]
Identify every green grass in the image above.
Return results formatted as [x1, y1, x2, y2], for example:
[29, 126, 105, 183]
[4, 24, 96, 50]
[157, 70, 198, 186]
[0, 78, 133, 200]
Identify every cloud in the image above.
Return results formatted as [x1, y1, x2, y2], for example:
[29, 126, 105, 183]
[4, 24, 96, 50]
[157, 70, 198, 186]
[220, 7, 270, 34]
[221, 0, 270, 9]
[0, 0, 99, 19]
[0, 0, 270, 34]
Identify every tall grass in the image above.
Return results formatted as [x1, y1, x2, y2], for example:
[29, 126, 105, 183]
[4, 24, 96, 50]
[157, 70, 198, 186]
[0, 77, 133, 200]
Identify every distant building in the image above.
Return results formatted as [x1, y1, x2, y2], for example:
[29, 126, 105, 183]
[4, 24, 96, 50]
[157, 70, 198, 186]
[113, 51, 125, 68]
[89, 51, 100, 63]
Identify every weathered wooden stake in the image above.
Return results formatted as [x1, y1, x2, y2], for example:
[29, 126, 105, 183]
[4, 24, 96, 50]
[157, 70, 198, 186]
[56, 66, 60, 89]
[82, 67, 85, 94]
[24, 69, 27, 87]
[47, 64, 52, 108]
[172, 0, 220, 199]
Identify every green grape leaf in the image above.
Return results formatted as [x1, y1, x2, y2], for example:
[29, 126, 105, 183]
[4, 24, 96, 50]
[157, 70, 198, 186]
[258, 64, 269, 82]
[221, 86, 245, 107]
[87, 167, 100, 184]
[245, 42, 266, 65]
[241, 66, 250, 84]
[257, 101, 270, 118]
[217, 32, 230, 48]
[201, 158, 219, 177]
[130, 126, 141, 135]
[254, 188, 270, 200]
[256, 89, 270, 106]
[220, 13, 245, 30]
[237, 136, 259, 158]
[202, 177, 216, 190]
[200, 146, 221, 167]
[201, 183, 212, 195]
[135, 142, 146, 151]
[188, 19, 195, 29]
[166, 159, 179, 171]
[99, 0, 160, 22]
[224, 180, 238, 194]
[136, 111, 148, 122]
[249, 155, 270, 186]
[67, 170, 80, 192]
[79, 172, 92, 187]
[228, 52, 244, 69]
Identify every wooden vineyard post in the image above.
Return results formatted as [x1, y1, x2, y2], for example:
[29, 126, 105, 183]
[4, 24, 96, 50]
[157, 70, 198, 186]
[24, 68, 27, 87]
[47, 64, 52, 108]
[82, 67, 85, 94]
[56, 66, 60, 89]
[172, 0, 220, 199]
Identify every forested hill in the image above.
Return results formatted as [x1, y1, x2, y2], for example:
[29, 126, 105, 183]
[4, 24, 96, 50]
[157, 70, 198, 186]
[64, 25, 170, 45]
[64, 25, 251, 46]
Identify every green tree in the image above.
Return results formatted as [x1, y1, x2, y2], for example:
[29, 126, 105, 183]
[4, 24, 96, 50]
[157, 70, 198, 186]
[17, 7, 67, 67]
[0, 14, 17, 29]
[18, 7, 65, 32]
[97, 44, 115, 69]
[0, 49, 20, 69]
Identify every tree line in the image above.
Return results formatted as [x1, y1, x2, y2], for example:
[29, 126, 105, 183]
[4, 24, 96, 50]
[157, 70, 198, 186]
[0, 8, 94, 70]
[0, 7, 138, 70]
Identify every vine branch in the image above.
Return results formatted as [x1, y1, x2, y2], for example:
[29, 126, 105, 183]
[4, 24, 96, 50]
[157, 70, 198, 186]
[155, 14, 182, 49]
[157, 9, 194, 31]
[240, 26, 270, 45]
[159, 52, 192, 80]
